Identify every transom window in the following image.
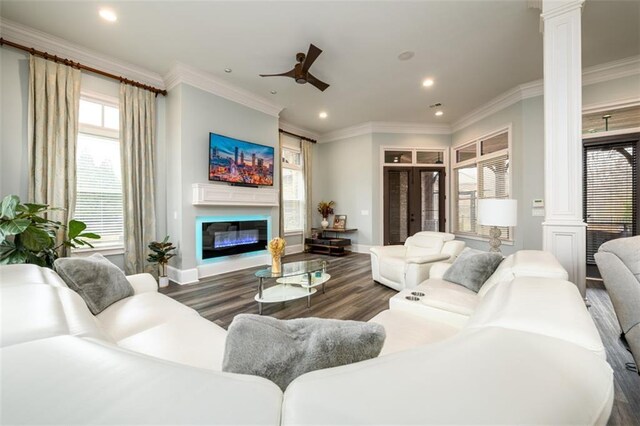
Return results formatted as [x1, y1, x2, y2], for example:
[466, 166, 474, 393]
[453, 127, 511, 240]
[75, 96, 124, 249]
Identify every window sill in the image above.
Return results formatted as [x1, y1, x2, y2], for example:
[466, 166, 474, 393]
[72, 246, 125, 257]
[454, 233, 514, 246]
[284, 231, 303, 237]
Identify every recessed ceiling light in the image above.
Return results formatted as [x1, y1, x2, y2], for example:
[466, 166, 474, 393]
[319, 111, 328, 119]
[398, 51, 415, 61]
[422, 78, 434, 87]
[99, 9, 117, 22]
[435, 111, 444, 117]
[224, 68, 232, 73]
[270, 90, 277, 95]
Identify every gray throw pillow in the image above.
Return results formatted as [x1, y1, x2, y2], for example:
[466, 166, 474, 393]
[222, 314, 385, 390]
[54, 253, 134, 315]
[443, 248, 503, 293]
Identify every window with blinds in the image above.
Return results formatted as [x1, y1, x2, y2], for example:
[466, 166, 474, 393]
[453, 128, 511, 240]
[75, 97, 124, 249]
[281, 134, 305, 233]
[584, 140, 638, 264]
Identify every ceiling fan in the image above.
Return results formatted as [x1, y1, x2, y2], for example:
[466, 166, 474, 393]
[260, 44, 330, 92]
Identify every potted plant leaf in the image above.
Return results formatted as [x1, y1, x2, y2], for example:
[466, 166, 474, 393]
[147, 236, 176, 288]
[0, 195, 100, 268]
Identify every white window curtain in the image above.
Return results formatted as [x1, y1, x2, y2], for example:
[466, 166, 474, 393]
[120, 84, 157, 274]
[28, 55, 81, 256]
[301, 140, 313, 240]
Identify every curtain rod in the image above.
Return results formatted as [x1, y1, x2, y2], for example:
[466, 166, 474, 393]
[0, 37, 167, 96]
[278, 128, 317, 144]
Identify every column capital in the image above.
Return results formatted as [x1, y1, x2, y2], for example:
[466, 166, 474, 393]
[541, 0, 585, 21]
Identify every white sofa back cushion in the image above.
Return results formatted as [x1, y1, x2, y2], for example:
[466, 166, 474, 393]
[405, 232, 454, 257]
[467, 277, 605, 358]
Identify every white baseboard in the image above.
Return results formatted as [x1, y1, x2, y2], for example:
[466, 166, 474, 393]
[167, 266, 199, 285]
[352, 244, 373, 254]
[197, 253, 270, 280]
[285, 244, 304, 255]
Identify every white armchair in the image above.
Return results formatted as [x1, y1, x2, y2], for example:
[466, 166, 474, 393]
[370, 232, 466, 291]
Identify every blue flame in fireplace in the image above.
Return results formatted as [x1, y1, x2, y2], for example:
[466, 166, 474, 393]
[214, 230, 259, 249]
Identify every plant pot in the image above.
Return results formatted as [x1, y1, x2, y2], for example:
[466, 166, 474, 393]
[321, 218, 329, 229]
[159, 276, 169, 288]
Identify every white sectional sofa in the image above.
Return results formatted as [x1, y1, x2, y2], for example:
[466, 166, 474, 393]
[0, 251, 614, 425]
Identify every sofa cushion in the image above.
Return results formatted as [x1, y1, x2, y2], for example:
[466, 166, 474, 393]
[478, 254, 515, 297]
[96, 292, 199, 341]
[378, 255, 407, 283]
[443, 248, 503, 292]
[467, 277, 606, 358]
[405, 232, 453, 257]
[598, 236, 640, 281]
[369, 310, 458, 355]
[222, 314, 385, 390]
[54, 253, 134, 315]
[511, 250, 569, 280]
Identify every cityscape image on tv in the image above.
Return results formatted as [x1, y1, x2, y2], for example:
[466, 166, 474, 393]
[209, 133, 274, 186]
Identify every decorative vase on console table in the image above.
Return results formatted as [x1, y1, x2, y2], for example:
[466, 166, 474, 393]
[317, 201, 335, 231]
[267, 237, 286, 274]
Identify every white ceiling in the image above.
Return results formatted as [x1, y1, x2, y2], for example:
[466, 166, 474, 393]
[1, 1, 638, 134]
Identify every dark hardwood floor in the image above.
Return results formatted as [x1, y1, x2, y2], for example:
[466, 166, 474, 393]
[160, 253, 639, 424]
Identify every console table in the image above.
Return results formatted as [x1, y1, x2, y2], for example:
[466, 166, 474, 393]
[305, 228, 358, 256]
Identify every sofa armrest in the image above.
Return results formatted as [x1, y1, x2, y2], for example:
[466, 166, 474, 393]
[126, 273, 158, 294]
[429, 262, 453, 279]
[370, 245, 407, 258]
[442, 240, 466, 260]
[405, 254, 450, 265]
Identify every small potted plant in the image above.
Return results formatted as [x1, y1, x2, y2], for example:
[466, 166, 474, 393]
[317, 201, 335, 229]
[147, 236, 176, 288]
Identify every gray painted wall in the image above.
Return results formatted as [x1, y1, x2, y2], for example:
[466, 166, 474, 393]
[168, 83, 280, 270]
[312, 133, 374, 247]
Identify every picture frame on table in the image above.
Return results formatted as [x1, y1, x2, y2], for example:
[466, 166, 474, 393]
[333, 215, 347, 230]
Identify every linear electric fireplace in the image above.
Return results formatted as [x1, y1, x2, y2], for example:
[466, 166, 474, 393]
[198, 216, 269, 261]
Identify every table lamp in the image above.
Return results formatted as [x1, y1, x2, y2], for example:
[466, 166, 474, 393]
[477, 199, 517, 253]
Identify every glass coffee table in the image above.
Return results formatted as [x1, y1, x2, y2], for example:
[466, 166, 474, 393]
[254, 259, 330, 314]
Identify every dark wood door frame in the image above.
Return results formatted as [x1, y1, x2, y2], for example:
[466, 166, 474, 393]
[383, 167, 446, 245]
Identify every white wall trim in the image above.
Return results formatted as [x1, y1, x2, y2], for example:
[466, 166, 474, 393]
[582, 55, 640, 86]
[285, 244, 305, 255]
[197, 253, 270, 279]
[582, 96, 640, 114]
[167, 266, 199, 285]
[0, 18, 165, 89]
[351, 244, 373, 254]
[279, 121, 320, 141]
[164, 62, 283, 118]
[319, 121, 451, 143]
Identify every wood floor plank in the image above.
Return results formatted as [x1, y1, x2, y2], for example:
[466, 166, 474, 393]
[160, 253, 640, 424]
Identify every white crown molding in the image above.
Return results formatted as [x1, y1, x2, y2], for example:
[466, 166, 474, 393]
[279, 120, 320, 140]
[319, 121, 451, 143]
[0, 18, 165, 89]
[582, 96, 640, 114]
[541, 0, 585, 21]
[451, 81, 544, 133]
[164, 62, 283, 118]
[370, 121, 452, 135]
[583, 55, 640, 86]
[319, 122, 374, 143]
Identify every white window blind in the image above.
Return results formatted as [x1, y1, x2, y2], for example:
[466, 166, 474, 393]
[453, 129, 511, 240]
[75, 97, 124, 249]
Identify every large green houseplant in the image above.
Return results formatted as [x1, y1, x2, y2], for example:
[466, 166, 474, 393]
[0, 195, 100, 268]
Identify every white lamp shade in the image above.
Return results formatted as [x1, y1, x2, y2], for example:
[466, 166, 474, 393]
[477, 199, 518, 227]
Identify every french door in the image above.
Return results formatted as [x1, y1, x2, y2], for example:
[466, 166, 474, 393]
[383, 167, 445, 245]
[583, 134, 639, 278]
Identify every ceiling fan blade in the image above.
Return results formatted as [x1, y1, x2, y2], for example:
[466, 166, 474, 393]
[307, 73, 330, 92]
[259, 68, 296, 78]
[301, 44, 322, 74]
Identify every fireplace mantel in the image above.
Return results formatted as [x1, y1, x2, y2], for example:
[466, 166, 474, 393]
[192, 183, 278, 207]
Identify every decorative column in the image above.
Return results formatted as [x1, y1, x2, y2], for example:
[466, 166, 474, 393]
[541, 0, 587, 297]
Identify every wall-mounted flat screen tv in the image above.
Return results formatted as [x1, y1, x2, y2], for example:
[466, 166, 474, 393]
[209, 133, 274, 187]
